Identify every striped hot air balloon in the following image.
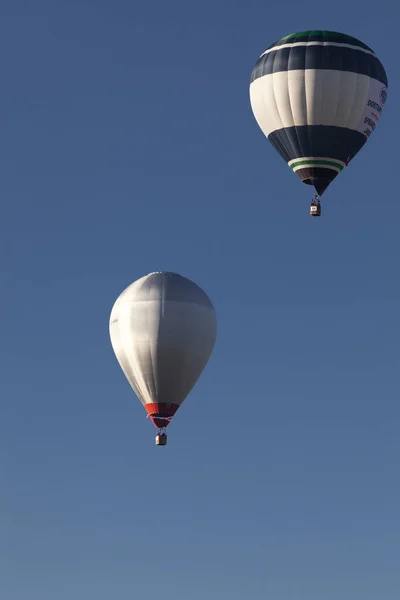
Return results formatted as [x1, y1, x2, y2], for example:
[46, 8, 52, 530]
[250, 30, 388, 199]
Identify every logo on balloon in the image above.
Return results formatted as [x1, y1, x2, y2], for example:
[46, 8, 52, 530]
[379, 87, 387, 107]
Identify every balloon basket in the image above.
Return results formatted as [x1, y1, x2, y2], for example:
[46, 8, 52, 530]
[155, 432, 167, 446]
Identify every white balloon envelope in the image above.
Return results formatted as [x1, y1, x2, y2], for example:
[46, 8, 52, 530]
[109, 272, 217, 445]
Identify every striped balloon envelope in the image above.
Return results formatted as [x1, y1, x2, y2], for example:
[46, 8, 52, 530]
[250, 30, 388, 196]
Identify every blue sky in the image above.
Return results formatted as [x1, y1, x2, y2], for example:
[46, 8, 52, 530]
[1, 0, 399, 598]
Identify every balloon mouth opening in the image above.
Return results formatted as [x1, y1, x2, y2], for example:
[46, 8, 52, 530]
[295, 166, 339, 197]
[303, 178, 330, 196]
[150, 415, 172, 429]
[144, 403, 180, 429]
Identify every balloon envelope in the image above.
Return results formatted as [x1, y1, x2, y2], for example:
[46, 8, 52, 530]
[109, 272, 217, 429]
[250, 30, 388, 195]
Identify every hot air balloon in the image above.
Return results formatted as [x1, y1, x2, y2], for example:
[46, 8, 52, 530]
[249, 30, 388, 215]
[109, 272, 217, 446]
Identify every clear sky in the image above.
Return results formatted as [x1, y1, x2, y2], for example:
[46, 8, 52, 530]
[1, 0, 399, 598]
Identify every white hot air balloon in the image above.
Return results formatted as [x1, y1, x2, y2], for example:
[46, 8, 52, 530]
[109, 272, 217, 445]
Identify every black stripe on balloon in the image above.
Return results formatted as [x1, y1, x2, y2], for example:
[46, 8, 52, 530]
[267, 125, 367, 165]
[266, 126, 367, 195]
[266, 33, 373, 52]
[250, 45, 388, 86]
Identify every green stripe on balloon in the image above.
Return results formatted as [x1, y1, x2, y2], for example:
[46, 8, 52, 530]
[290, 159, 345, 171]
